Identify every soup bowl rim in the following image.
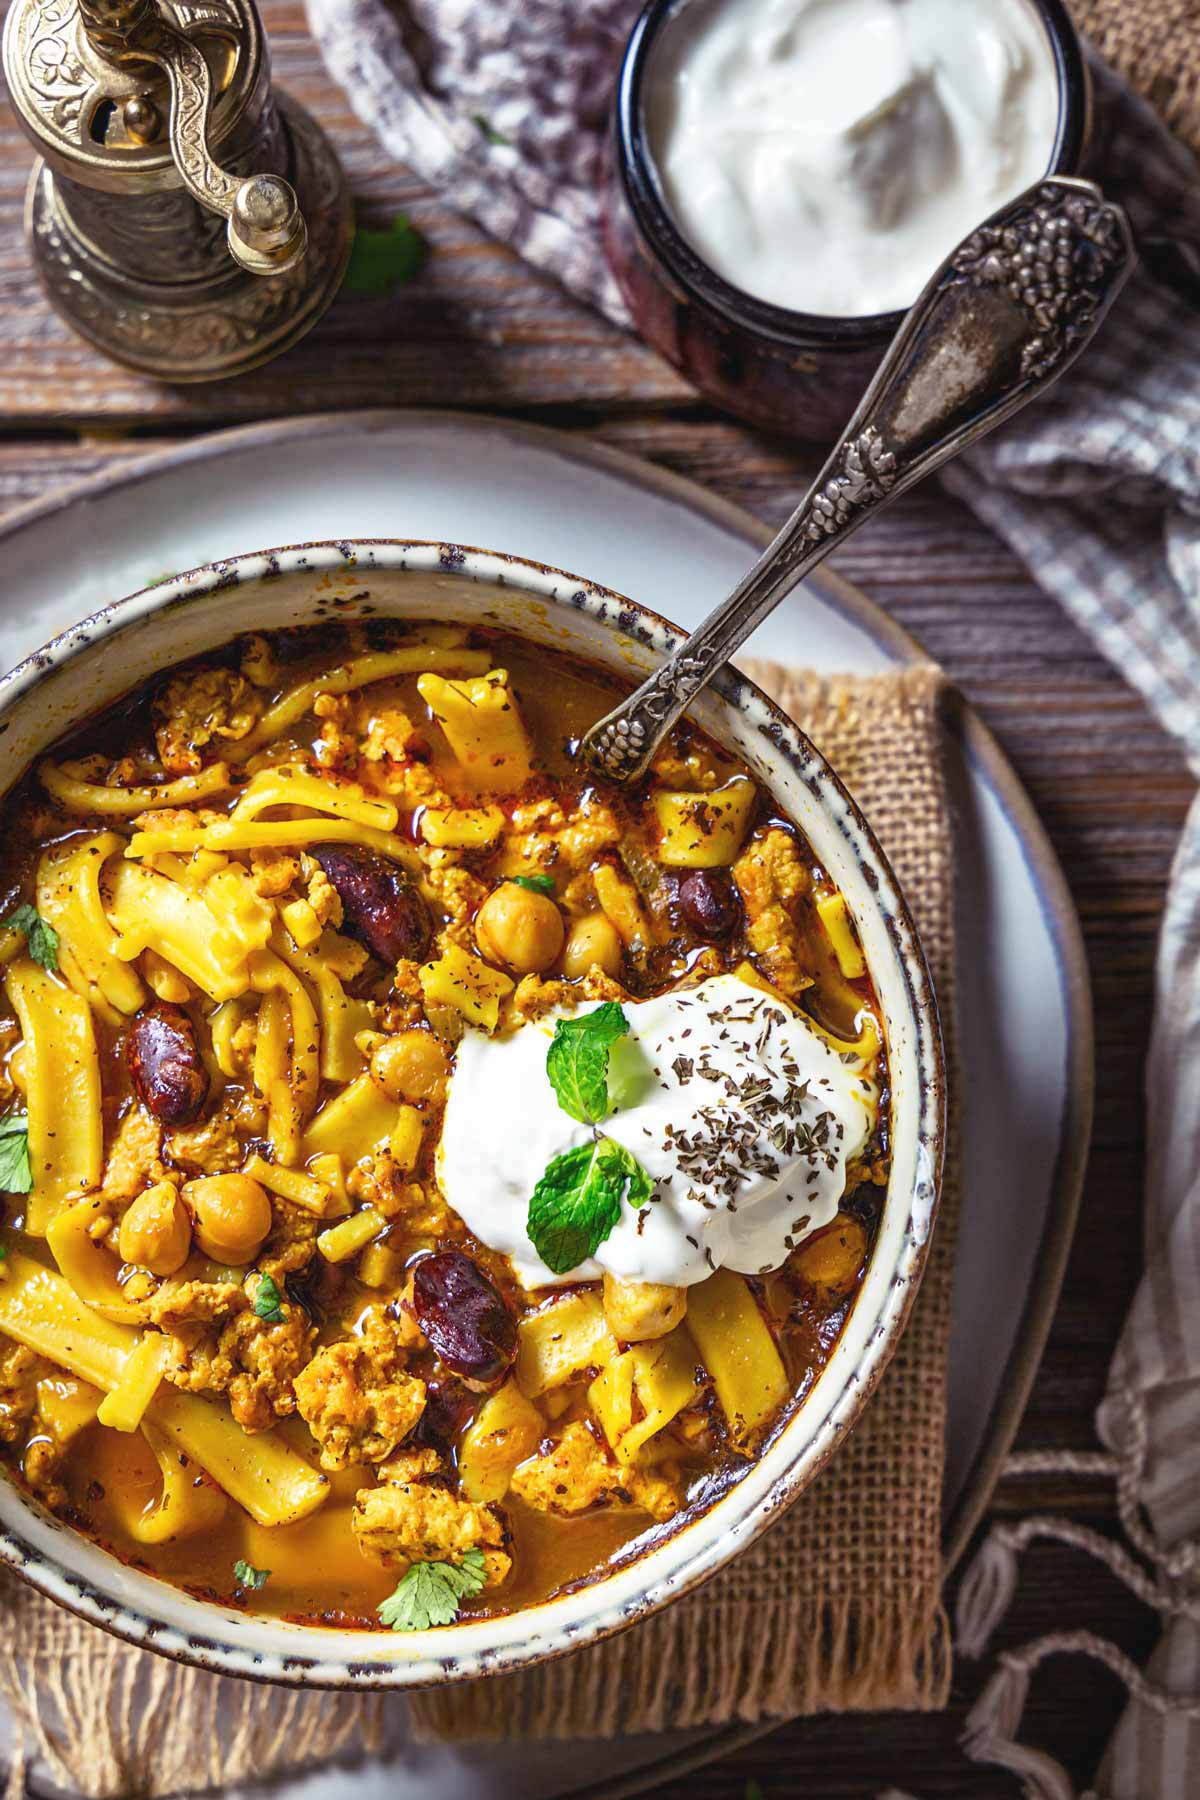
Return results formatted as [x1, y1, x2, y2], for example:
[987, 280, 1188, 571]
[0, 538, 945, 1690]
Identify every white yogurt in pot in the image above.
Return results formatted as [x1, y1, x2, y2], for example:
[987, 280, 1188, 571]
[644, 0, 1062, 317]
[438, 974, 876, 1290]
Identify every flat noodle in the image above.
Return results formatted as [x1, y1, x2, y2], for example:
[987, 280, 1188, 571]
[45, 1195, 148, 1324]
[0, 1254, 328, 1526]
[252, 986, 301, 1162]
[683, 1270, 789, 1443]
[275, 931, 372, 1083]
[249, 949, 320, 1114]
[416, 669, 533, 792]
[96, 1334, 172, 1433]
[303, 1070, 396, 1164]
[515, 1292, 618, 1398]
[227, 642, 492, 763]
[125, 815, 421, 869]
[106, 862, 258, 1002]
[5, 961, 103, 1234]
[39, 759, 233, 814]
[243, 1153, 337, 1217]
[134, 1424, 228, 1543]
[589, 1333, 697, 1465]
[37, 833, 145, 1017]
[231, 766, 399, 831]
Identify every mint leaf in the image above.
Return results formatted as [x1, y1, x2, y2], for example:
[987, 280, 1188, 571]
[4, 905, 58, 972]
[511, 874, 555, 895]
[0, 1115, 32, 1195]
[343, 214, 428, 296]
[252, 1273, 285, 1323]
[378, 1546, 487, 1631]
[545, 1002, 629, 1126]
[527, 1134, 653, 1275]
[233, 1559, 270, 1590]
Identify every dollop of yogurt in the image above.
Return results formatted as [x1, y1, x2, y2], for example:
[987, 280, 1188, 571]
[437, 974, 876, 1290]
[645, 0, 1061, 316]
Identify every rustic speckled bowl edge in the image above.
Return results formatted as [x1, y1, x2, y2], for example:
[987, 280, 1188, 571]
[0, 539, 945, 1690]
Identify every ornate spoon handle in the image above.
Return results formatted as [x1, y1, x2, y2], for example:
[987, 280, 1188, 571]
[580, 176, 1136, 784]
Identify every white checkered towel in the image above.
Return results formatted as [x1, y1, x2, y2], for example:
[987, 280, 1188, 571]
[307, 4, 1200, 1791]
[945, 69, 1200, 1797]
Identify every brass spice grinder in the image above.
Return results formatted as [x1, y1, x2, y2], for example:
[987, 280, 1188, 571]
[3, 0, 352, 380]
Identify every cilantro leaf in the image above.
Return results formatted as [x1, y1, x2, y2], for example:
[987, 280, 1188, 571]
[511, 874, 555, 896]
[252, 1273, 285, 1323]
[342, 214, 428, 296]
[545, 1002, 630, 1126]
[473, 114, 512, 147]
[233, 1560, 270, 1591]
[527, 1134, 653, 1275]
[0, 1115, 32, 1195]
[3, 904, 58, 972]
[377, 1546, 487, 1631]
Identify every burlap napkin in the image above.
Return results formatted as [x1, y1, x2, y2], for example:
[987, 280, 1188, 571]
[0, 662, 959, 1793]
[1077, 0, 1200, 148]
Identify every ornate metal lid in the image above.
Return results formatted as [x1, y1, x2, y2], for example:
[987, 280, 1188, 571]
[3, 0, 266, 190]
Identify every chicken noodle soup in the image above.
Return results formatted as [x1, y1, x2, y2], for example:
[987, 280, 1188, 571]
[0, 623, 889, 1626]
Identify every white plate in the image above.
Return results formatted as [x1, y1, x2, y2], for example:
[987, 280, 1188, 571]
[0, 411, 1090, 1800]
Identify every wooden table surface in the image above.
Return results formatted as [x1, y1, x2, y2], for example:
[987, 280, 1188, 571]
[0, 8, 1187, 1796]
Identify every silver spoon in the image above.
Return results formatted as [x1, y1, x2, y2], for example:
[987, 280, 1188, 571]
[580, 176, 1136, 784]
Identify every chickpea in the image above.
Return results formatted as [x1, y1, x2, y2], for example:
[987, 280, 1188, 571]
[117, 1180, 192, 1277]
[370, 1029, 449, 1103]
[475, 882, 565, 975]
[561, 912, 623, 980]
[184, 1173, 272, 1266]
[603, 1274, 686, 1342]
[792, 1214, 868, 1303]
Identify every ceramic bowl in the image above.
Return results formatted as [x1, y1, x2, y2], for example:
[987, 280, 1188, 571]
[603, 0, 1092, 441]
[0, 541, 945, 1687]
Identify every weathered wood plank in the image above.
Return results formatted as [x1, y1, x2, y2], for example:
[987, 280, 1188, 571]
[0, 6, 688, 420]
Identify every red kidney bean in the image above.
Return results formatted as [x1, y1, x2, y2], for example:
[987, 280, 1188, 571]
[410, 1251, 517, 1386]
[678, 868, 742, 941]
[411, 1375, 477, 1455]
[127, 1003, 209, 1126]
[310, 844, 432, 964]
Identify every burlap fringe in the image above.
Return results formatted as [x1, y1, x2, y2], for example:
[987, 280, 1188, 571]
[0, 1585, 953, 1784]
[409, 1591, 953, 1742]
[0, 1579, 385, 1800]
[953, 1393, 1200, 1798]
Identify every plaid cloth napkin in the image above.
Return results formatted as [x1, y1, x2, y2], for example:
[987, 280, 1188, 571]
[941, 63, 1200, 1800]
[305, 4, 1200, 1788]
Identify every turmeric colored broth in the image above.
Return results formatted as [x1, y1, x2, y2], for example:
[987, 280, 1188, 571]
[0, 620, 889, 1627]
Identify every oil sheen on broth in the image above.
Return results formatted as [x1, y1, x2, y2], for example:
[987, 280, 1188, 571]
[0, 620, 888, 1626]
